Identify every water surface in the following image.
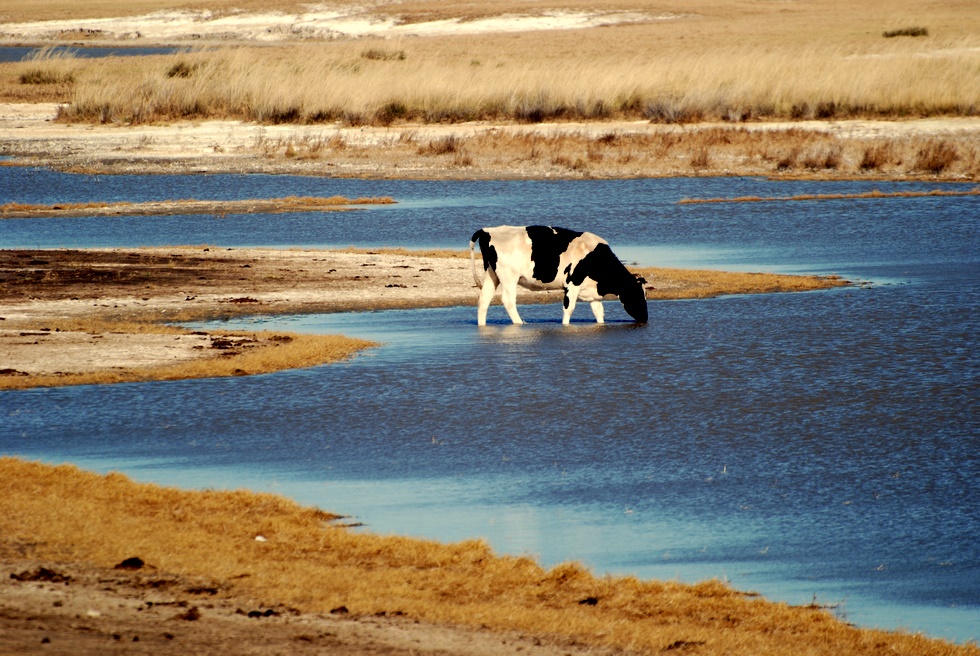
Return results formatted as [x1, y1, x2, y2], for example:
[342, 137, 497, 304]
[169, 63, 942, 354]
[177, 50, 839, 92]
[0, 45, 182, 63]
[1, 170, 977, 643]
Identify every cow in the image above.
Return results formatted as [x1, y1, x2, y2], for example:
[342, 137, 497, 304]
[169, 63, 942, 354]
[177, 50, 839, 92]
[469, 225, 648, 326]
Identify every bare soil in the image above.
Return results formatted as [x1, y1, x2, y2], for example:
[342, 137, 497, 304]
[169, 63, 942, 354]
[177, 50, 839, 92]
[0, 246, 484, 378]
[0, 557, 612, 656]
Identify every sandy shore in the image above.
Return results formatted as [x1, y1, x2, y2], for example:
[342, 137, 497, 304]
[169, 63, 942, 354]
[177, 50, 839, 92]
[0, 246, 483, 382]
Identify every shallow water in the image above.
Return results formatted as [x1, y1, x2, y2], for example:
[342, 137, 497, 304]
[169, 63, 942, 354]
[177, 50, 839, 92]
[1, 170, 978, 642]
[0, 45, 182, 63]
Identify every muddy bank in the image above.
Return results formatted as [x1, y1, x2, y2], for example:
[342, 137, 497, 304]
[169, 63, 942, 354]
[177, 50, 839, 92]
[0, 247, 477, 388]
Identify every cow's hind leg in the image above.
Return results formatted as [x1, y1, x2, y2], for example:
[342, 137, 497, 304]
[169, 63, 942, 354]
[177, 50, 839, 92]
[477, 273, 498, 326]
[500, 279, 523, 325]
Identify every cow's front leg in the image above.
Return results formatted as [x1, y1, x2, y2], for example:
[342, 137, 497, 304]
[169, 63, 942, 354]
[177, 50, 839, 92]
[590, 300, 605, 324]
[562, 285, 581, 325]
[477, 274, 497, 326]
[501, 280, 523, 324]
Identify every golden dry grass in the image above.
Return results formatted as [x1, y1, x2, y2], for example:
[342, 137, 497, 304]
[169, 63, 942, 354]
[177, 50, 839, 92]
[637, 268, 848, 300]
[3, 0, 977, 126]
[242, 125, 980, 179]
[43, 37, 979, 127]
[1, 457, 975, 656]
[0, 195, 395, 218]
[678, 187, 980, 204]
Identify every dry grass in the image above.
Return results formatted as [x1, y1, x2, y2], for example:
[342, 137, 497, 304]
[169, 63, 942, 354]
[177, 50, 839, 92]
[43, 36, 979, 127]
[637, 268, 848, 300]
[1, 457, 975, 656]
[247, 125, 980, 179]
[678, 187, 980, 205]
[0, 195, 395, 218]
[2, 0, 975, 127]
[2, 0, 978, 179]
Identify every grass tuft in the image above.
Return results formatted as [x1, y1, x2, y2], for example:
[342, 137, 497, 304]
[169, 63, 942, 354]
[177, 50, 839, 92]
[361, 47, 407, 61]
[913, 139, 959, 173]
[883, 27, 929, 38]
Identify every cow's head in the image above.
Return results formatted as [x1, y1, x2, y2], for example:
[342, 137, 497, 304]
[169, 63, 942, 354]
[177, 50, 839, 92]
[618, 275, 648, 323]
[572, 244, 649, 323]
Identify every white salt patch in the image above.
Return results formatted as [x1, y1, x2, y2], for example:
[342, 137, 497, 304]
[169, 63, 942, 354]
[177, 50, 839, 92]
[0, 8, 678, 43]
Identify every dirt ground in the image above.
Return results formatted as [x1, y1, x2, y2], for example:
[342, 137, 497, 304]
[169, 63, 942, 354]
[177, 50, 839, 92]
[0, 246, 484, 377]
[0, 557, 615, 656]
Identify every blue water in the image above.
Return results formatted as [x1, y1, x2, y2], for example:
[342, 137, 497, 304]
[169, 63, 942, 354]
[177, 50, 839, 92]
[0, 46, 183, 63]
[1, 169, 978, 643]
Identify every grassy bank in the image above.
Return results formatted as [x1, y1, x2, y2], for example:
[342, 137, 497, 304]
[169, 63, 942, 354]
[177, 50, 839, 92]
[3, 0, 978, 125]
[1, 457, 975, 656]
[266, 125, 980, 178]
[27, 38, 977, 127]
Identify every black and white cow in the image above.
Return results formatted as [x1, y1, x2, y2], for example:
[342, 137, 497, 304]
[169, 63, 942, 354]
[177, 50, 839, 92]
[469, 225, 648, 325]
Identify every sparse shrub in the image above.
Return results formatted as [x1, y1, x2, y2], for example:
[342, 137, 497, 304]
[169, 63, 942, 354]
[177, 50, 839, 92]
[690, 145, 711, 170]
[777, 147, 801, 170]
[800, 144, 843, 171]
[419, 135, 462, 155]
[361, 48, 406, 61]
[375, 101, 408, 126]
[814, 101, 837, 119]
[18, 68, 75, 84]
[860, 142, 896, 171]
[883, 27, 928, 38]
[166, 61, 196, 78]
[914, 140, 958, 173]
[263, 106, 301, 123]
[653, 132, 681, 157]
[453, 148, 474, 167]
[645, 100, 698, 124]
[586, 141, 605, 163]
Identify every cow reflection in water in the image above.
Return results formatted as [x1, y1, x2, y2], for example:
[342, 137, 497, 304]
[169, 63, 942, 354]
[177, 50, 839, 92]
[470, 225, 648, 326]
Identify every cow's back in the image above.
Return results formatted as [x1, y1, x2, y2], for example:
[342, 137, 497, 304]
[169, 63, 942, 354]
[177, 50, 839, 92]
[477, 225, 608, 289]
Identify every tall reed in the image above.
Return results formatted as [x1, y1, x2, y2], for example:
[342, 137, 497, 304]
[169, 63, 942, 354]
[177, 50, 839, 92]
[58, 36, 980, 126]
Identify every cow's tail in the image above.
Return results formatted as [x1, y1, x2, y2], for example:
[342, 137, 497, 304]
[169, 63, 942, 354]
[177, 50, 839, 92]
[469, 229, 487, 288]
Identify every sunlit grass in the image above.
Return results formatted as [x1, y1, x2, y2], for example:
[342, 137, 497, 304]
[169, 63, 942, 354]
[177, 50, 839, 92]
[0, 195, 395, 218]
[47, 38, 979, 126]
[678, 187, 980, 204]
[1, 457, 974, 656]
[636, 268, 848, 300]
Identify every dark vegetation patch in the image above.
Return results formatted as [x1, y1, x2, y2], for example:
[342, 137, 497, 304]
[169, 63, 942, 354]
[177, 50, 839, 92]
[883, 26, 928, 38]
